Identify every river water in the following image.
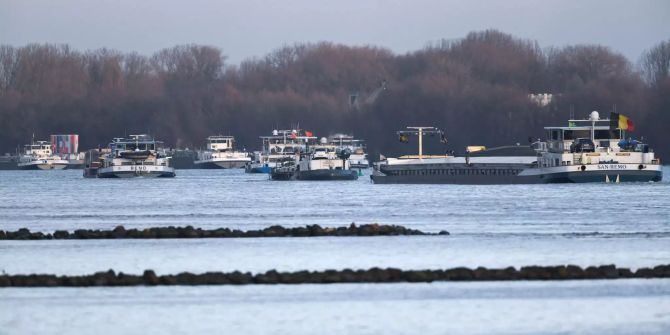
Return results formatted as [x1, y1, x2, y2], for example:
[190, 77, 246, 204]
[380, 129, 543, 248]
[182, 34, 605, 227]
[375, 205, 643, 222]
[1, 168, 669, 334]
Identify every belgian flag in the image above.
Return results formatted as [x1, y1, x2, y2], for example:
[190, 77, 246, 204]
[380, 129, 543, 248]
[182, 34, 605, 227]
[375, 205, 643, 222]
[610, 112, 635, 132]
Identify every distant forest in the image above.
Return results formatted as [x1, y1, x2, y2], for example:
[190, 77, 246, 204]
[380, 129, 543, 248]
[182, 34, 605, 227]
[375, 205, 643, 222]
[1, 30, 669, 159]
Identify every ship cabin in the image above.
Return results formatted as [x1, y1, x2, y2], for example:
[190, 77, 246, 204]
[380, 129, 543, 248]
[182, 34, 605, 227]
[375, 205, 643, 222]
[309, 144, 338, 160]
[328, 134, 366, 155]
[261, 130, 317, 156]
[109, 135, 164, 158]
[544, 120, 620, 154]
[539, 113, 658, 168]
[299, 144, 349, 171]
[206, 136, 235, 152]
[24, 141, 53, 157]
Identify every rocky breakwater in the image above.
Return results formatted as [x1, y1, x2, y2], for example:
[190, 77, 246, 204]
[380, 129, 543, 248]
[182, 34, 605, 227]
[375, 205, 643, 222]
[0, 224, 449, 240]
[1, 264, 669, 287]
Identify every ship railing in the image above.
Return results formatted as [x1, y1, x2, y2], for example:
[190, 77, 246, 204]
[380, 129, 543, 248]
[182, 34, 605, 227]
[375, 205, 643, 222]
[398, 154, 450, 159]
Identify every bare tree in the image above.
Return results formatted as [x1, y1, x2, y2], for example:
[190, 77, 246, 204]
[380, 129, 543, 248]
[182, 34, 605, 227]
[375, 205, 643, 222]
[0, 46, 18, 92]
[0, 32, 668, 160]
[640, 39, 670, 86]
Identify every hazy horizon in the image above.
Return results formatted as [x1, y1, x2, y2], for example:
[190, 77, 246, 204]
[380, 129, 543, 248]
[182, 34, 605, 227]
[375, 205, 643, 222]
[2, 0, 669, 64]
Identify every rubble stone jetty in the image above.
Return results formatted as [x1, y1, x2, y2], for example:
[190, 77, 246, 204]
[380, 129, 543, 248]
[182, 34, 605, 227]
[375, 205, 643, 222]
[0, 224, 448, 240]
[1, 264, 668, 287]
[0, 265, 670, 287]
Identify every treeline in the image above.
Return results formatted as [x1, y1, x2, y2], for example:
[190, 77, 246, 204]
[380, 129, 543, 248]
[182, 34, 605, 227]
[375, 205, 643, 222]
[0, 30, 668, 158]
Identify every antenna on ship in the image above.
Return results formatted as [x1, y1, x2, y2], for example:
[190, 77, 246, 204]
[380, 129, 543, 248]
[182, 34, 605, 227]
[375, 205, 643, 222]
[589, 111, 600, 143]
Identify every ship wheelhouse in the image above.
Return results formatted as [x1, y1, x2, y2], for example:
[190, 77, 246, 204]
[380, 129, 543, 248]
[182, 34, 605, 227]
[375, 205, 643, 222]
[206, 136, 235, 152]
[24, 141, 54, 157]
[539, 112, 659, 168]
[545, 123, 620, 154]
[110, 135, 164, 158]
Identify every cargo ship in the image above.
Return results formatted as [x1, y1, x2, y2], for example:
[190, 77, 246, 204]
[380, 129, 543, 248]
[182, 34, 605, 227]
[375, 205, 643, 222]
[271, 137, 358, 181]
[96, 135, 175, 178]
[371, 112, 662, 184]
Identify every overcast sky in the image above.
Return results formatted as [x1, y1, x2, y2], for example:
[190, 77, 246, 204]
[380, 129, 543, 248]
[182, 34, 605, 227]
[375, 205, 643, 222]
[1, 0, 668, 64]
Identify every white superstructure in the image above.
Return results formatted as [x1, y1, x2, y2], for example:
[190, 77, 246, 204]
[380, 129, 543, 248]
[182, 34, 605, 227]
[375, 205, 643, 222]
[17, 140, 69, 170]
[194, 136, 250, 169]
[328, 134, 369, 168]
[519, 111, 662, 181]
[246, 129, 316, 173]
[298, 143, 349, 172]
[97, 135, 175, 178]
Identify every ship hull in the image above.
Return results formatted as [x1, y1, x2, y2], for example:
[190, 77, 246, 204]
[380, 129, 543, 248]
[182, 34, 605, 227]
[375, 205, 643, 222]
[97, 165, 176, 178]
[194, 160, 248, 169]
[270, 170, 294, 180]
[65, 159, 85, 169]
[83, 168, 99, 178]
[350, 163, 370, 169]
[370, 172, 534, 184]
[371, 164, 663, 184]
[245, 165, 272, 173]
[296, 169, 358, 181]
[18, 161, 68, 170]
[535, 170, 662, 183]
[518, 164, 663, 183]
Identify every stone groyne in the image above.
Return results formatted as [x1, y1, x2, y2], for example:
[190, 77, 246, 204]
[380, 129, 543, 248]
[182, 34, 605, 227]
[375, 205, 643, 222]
[2, 265, 668, 287]
[0, 224, 448, 240]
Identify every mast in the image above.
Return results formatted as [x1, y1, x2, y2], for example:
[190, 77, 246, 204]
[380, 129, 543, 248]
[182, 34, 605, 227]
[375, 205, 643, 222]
[400, 126, 445, 160]
[589, 111, 599, 143]
[419, 128, 423, 159]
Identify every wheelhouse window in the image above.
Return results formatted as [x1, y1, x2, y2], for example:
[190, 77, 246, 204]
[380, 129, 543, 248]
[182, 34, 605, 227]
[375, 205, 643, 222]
[563, 130, 590, 140]
[594, 130, 618, 139]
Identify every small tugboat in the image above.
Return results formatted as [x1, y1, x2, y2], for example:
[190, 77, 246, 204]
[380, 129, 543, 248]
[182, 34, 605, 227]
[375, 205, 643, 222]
[269, 156, 298, 180]
[82, 148, 108, 178]
[328, 134, 369, 168]
[371, 112, 662, 184]
[271, 137, 358, 181]
[246, 129, 315, 173]
[17, 140, 69, 170]
[96, 135, 175, 178]
[194, 136, 250, 169]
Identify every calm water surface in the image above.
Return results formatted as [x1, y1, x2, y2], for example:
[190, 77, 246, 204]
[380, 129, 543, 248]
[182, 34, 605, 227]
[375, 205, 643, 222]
[1, 168, 669, 334]
[0, 168, 668, 234]
[1, 280, 669, 335]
